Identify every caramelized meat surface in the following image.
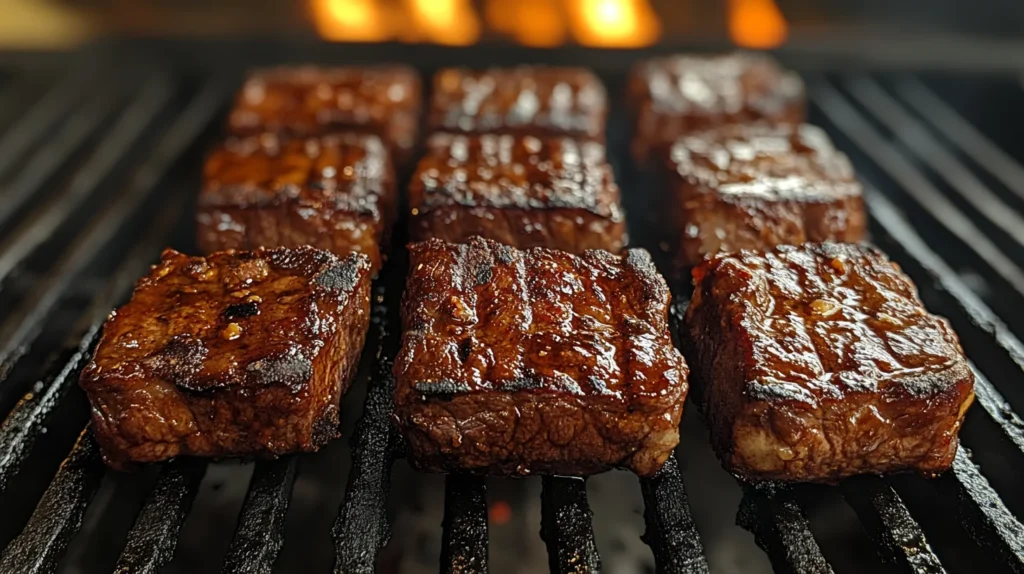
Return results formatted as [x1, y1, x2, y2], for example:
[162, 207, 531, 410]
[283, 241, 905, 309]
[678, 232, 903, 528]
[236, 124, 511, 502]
[197, 133, 396, 273]
[629, 52, 804, 161]
[666, 123, 865, 267]
[428, 66, 607, 139]
[394, 237, 688, 477]
[80, 247, 372, 469]
[409, 133, 625, 253]
[684, 243, 975, 482]
[227, 66, 421, 163]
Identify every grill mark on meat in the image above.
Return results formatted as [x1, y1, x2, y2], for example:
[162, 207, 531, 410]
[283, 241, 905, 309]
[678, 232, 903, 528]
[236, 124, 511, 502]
[414, 380, 475, 399]
[474, 263, 492, 286]
[315, 260, 364, 293]
[499, 374, 546, 392]
[244, 346, 317, 391]
[146, 334, 209, 390]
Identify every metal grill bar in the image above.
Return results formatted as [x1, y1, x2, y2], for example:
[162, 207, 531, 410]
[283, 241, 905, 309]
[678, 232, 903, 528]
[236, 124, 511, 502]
[0, 79, 226, 385]
[896, 79, 1024, 204]
[221, 458, 298, 574]
[971, 367, 1024, 455]
[0, 80, 122, 233]
[841, 476, 945, 573]
[737, 484, 835, 574]
[0, 200, 184, 494]
[951, 450, 1024, 573]
[440, 474, 488, 573]
[812, 80, 1024, 295]
[864, 185, 1024, 358]
[0, 326, 98, 493]
[540, 477, 601, 574]
[0, 73, 173, 284]
[638, 455, 709, 574]
[845, 76, 1024, 250]
[0, 430, 103, 574]
[332, 331, 399, 573]
[113, 459, 206, 574]
[0, 62, 95, 181]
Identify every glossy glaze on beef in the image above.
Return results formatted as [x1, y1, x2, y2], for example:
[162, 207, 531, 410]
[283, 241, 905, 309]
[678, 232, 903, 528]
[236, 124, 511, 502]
[683, 243, 975, 482]
[428, 66, 607, 139]
[629, 52, 804, 162]
[393, 237, 688, 477]
[197, 133, 396, 273]
[79, 246, 372, 469]
[227, 66, 421, 163]
[409, 133, 625, 253]
[666, 123, 866, 267]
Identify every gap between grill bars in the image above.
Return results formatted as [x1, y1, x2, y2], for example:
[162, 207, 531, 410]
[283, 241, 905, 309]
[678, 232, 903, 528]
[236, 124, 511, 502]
[0, 50, 1023, 574]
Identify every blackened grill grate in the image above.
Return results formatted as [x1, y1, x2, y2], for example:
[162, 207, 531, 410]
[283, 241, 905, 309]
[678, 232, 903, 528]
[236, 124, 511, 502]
[0, 41, 1023, 574]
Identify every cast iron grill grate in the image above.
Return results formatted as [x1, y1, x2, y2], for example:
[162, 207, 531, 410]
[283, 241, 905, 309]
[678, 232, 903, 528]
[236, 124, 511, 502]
[0, 41, 1022, 574]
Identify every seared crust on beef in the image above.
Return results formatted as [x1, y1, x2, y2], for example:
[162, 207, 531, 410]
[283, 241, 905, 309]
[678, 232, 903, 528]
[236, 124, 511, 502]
[409, 133, 625, 253]
[197, 133, 396, 273]
[227, 66, 421, 163]
[683, 243, 975, 482]
[79, 246, 372, 469]
[629, 52, 804, 161]
[666, 123, 866, 267]
[428, 66, 607, 139]
[393, 237, 688, 477]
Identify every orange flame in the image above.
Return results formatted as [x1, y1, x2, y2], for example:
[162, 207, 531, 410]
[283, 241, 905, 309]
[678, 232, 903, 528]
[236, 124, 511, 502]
[309, 0, 392, 42]
[728, 0, 788, 49]
[403, 0, 481, 46]
[486, 0, 568, 47]
[568, 0, 660, 48]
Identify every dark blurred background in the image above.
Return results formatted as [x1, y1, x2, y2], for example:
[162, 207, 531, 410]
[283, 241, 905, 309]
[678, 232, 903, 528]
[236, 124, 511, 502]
[4, 0, 1024, 51]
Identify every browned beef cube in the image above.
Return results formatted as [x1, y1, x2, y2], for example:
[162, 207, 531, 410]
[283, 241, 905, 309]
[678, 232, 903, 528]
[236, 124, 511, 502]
[428, 66, 607, 139]
[197, 133, 396, 274]
[393, 237, 689, 477]
[227, 66, 421, 163]
[79, 246, 372, 469]
[629, 52, 804, 162]
[684, 243, 975, 482]
[666, 123, 866, 267]
[408, 133, 625, 253]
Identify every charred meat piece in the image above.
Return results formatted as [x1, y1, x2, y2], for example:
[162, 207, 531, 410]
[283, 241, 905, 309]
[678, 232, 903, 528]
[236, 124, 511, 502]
[409, 133, 625, 253]
[428, 66, 607, 139]
[629, 52, 804, 162]
[197, 133, 396, 274]
[227, 66, 421, 163]
[79, 247, 372, 469]
[666, 123, 865, 268]
[394, 237, 688, 477]
[684, 243, 975, 482]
